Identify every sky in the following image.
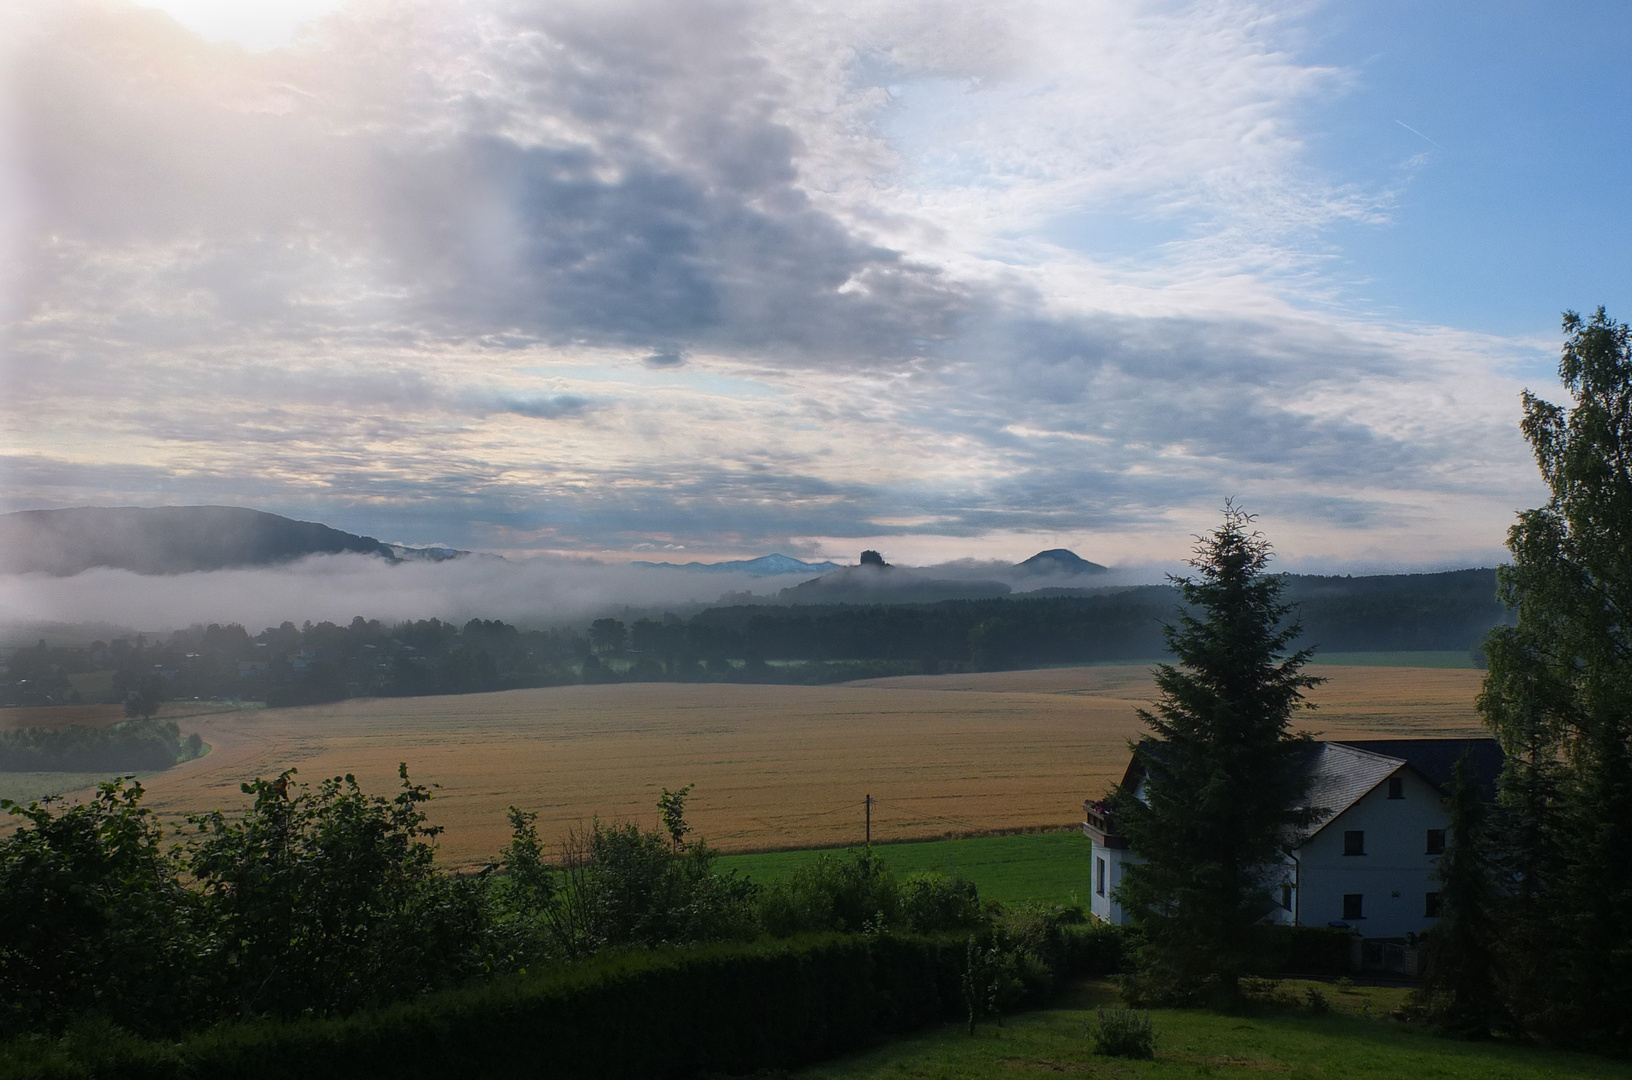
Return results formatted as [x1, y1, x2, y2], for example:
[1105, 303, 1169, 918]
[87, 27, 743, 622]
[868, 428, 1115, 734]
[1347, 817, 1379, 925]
[1, 0, 1627, 573]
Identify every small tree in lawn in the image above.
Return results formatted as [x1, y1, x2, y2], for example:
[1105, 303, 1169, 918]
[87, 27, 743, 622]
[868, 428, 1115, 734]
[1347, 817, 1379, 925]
[1110, 504, 1320, 1002]
[658, 783, 694, 852]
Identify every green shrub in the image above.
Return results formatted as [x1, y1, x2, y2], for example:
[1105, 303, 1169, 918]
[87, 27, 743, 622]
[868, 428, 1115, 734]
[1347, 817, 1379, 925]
[1252, 924, 1352, 976]
[0, 779, 203, 1038]
[757, 849, 901, 935]
[182, 765, 488, 1019]
[1090, 1007, 1156, 1059]
[1060, 920, 1131, 976]
[545, 821, 756, 955]
[899, 871, 984, 933]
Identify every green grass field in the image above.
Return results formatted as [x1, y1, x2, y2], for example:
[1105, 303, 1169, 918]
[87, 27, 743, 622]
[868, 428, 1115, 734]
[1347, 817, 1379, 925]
[797, 979, 1631, 1079]
[716, 830, 1093, 907]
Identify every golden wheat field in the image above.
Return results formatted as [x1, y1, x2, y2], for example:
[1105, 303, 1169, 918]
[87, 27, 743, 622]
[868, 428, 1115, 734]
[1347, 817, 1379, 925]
[13, 662, 1485, 869]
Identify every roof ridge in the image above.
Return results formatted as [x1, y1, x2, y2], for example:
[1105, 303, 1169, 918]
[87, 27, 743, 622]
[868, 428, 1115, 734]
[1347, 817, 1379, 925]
[1317, 740, 1407, 767]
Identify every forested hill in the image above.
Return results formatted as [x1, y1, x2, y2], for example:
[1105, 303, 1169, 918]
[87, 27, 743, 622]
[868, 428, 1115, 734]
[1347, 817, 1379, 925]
[671, 568, 1510, 669]
[0, 506, 426, 575]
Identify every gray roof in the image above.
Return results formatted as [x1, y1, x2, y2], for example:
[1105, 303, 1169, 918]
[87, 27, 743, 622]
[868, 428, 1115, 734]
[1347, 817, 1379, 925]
[1331, 738, 1504, 800]
[1294, 742, 1408, 843]
[1113, 736, 1505, 848]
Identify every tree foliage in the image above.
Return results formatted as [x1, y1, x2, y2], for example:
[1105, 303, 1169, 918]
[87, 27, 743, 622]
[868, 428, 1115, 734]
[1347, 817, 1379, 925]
[1415, 752, 1506, 1036]
[1110, 505, 1319, 1000]
[0, 780, 201, 1037]
[1477, 308, 1632, 1051]
[183, 765, 489, 1019]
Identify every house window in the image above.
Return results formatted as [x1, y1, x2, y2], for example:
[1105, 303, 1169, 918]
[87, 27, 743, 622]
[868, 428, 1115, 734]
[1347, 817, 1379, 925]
[1281, 883, 1293, 910]
[1426, 829, 1446, 855]
[1096, 857, 1107, 897]
[1343, 830, 1366, 856]
[1343, 893, 1364, 920]
[1387, 776, 1404, 799]
[1425, 892, 1441, 918]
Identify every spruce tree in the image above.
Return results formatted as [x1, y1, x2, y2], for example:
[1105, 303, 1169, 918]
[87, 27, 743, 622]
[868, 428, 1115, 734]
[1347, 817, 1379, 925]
[1109, 505, 1319, 1001]
[1417, 752, 1506, 1036]
[1478, 308, 1632, 1051]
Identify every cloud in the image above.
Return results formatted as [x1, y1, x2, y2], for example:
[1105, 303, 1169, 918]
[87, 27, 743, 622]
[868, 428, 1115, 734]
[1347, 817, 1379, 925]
[466, 391, 599, 420]
[0, 0, 1553, 575]
[0, 553, 836, 632]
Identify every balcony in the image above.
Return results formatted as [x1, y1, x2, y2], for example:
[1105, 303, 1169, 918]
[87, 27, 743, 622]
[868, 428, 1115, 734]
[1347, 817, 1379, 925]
[1081, 799, 1128, 849]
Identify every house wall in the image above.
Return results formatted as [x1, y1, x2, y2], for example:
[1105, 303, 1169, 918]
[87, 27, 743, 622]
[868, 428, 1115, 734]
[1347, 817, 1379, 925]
[1086, 837, 1137, 925]
[1293, 766, 1447, 938]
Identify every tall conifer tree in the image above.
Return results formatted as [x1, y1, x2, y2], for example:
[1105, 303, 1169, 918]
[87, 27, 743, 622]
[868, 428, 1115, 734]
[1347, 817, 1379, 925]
[1110, 505, 1319, 1000]
[1417, 752, 1506, 1036]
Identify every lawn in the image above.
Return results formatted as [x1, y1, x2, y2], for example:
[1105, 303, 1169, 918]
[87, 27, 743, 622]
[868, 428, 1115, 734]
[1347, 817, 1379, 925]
[716, 830, 1093, 906]
[797, 979, 1632, 1079]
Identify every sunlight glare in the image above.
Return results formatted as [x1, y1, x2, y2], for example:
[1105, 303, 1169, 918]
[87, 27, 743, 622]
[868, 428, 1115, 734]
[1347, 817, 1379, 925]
[132, 0, 347, 51]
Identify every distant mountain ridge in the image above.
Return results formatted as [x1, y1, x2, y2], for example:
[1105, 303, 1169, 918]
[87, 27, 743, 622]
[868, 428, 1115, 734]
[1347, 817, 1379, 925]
[631, 553, 842, 576]
[0, 506, 467, 576]
[1011, 548, 1108, 576]
[779, 551, 1012, 603]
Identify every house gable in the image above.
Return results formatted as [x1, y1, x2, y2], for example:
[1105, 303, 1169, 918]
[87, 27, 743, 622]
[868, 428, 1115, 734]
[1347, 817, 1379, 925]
[1293, 761, 1450, 937]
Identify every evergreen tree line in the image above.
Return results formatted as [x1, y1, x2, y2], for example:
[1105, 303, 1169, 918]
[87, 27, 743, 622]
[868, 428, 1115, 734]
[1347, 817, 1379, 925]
[0, 769, 1090, 1042]
[599, 568, 1506, 675]
[0, 719, 203, 773]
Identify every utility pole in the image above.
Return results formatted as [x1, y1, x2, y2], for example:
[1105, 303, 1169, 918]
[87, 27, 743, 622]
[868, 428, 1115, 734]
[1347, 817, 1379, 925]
[865, 794, 873, 848]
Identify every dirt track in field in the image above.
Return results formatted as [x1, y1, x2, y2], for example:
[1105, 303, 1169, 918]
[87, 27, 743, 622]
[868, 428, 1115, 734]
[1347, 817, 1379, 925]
[25, 664, 1486, 868]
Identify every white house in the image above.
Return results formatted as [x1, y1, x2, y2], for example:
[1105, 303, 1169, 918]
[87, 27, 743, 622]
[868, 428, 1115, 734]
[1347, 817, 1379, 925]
[1083, 738, 1503, 941]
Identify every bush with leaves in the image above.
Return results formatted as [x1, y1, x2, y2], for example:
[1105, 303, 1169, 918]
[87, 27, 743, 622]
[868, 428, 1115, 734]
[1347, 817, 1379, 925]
[183, 764, 488, 1019]
[0, 780, 202, 1037]
[545, 818, 755, 956]
[756, 849, 902, 935]
[898, 871, 984, 933]
[482, 806, 558, 972]
[1090, 1007, 1156, 1059]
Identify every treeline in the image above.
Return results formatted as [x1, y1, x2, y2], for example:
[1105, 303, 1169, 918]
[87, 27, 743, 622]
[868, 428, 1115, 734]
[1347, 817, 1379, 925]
[0, 617, 589, 709]
[0, 770, 1117, 1051]
[0, 719, 203, 772]
[0, 569, 1510, 711]
[605, 568, 1509, 672]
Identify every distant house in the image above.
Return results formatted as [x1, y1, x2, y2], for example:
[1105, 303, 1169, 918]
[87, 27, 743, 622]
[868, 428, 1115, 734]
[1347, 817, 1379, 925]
[1083, 738, 1504, 941]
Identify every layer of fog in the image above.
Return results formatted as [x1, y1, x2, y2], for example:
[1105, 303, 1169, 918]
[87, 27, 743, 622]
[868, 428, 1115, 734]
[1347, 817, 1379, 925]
[0, 553, 1164, 638]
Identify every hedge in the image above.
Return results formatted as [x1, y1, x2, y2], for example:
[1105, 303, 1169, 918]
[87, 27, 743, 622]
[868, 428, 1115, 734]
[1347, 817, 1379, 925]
[1253, 925, 1353, 977]
[1, 934, 967, 1080]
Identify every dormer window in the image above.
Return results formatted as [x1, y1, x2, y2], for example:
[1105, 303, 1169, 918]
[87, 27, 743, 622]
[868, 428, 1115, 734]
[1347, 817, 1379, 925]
[1387, 776, 1404, 799]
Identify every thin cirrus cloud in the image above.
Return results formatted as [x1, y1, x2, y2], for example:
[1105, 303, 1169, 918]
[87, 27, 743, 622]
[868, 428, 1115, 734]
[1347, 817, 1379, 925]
[0, 0, 1566, 574]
